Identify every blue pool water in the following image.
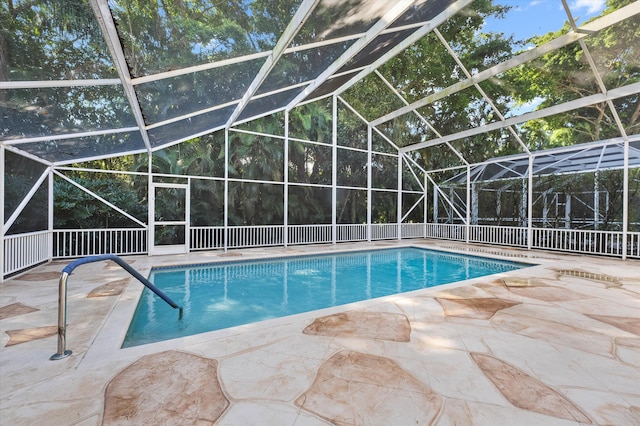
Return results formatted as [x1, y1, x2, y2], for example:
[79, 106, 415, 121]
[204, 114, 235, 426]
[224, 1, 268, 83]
[122, 247, 532, 347]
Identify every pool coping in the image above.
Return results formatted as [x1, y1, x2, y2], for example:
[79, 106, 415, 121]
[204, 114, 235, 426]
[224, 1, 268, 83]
[88, 241, 549, 361]
[122, 244, 540, 348]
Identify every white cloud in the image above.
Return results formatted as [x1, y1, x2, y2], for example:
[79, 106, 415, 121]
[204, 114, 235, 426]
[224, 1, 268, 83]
[570, 0, 606, 15]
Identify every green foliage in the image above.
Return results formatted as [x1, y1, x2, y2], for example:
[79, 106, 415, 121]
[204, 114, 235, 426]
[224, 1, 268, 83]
[503, 0, 640, 148]
[371, 191, 397, 224]
[341, 73, 406, 122]
[288, 101, 333, 189]
[628, 168, 640, 231]
[337, 189, 367, 224]
[148, 133, 225, 177]
[234, 112, 286, 136]
[228, 133, 283, 181]
[227, 182, 284, 226]
[105, 0, 303, 78]
[54, 174, 146, 229]
[337, 103, 367, 150]
[0, 0, 114, 82]
[361, 1, 519, 169]
[288, 186, 332, 225]
[289, 100, 332, 143]
[0, 0, 136, 139]
[5, 0, 638, 232]
[190, 179, 224, 226]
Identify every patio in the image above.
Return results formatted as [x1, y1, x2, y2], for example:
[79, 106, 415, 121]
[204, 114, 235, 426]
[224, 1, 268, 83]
[1, 240, 639, 425]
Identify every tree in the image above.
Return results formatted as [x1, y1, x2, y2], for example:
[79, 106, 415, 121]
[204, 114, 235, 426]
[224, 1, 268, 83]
[1, 0, 110, 83]
[352, 0, 517, 170]
[287, 100, 333, 224]
[506, 0, 640, 148]
[54, 174, 146, 229]
[1, 0, 135, 142]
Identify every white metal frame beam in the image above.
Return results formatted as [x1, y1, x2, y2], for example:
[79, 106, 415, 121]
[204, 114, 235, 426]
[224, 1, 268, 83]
[53, 170, 147, 228]
[374, 70, 469, 165]
[431, 28, 531, 155]
[89, 0, 152, 153]
[225, 0, 321, 127]
[3, 145, 54, 167]
[4, 127, 140, 147]
[401, 81, 640, 153]
[3, 168, 50, 233]
[371, 2, 640, 127]
[0, 79, 121, 89]
[435, 135, 640, 186]
[335, 0, 474, 97]
[285, 0, 419, 111]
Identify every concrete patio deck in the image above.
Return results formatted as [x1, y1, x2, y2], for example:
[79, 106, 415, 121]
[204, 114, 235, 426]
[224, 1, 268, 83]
[1, 240, 639, 425]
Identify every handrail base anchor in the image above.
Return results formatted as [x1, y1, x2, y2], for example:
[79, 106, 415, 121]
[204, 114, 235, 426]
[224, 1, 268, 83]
[50, 350, 72, 361]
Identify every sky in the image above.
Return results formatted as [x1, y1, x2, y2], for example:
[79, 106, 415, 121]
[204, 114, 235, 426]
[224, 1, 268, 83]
[483, 0, 607, 45]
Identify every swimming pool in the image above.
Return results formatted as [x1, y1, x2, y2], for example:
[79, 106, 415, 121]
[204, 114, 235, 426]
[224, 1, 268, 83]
[123, 247, 532, 347]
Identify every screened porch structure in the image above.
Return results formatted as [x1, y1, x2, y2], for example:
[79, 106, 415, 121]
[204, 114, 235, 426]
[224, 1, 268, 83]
[2, 0, 640, 280]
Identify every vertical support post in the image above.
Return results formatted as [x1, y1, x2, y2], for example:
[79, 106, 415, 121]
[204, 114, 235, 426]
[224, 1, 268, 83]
[623, 138, 629, 259]
[147, 154, 153, 254]
[48, 167, 54, 260]
[367, 125, 372, 242]
[224, 129, 230, 251]
[528, 155, 533, 250]
[433, 184, 438, 224]
[424, 173, 428, 238]
[448, 187, 454, 223]
[471, 182, 478, 225]
[565, 194, 571, 229]
[0, 144, 4, 283]
[185, 177, 191, 253]
[332, 95, 338, 245]
[397, 154, 402, 240]
[466, 165, 471, 243]
[520, 178, 527, 227]
[542, 190, 549, 227]
[284, 110, 289, 247]
[594, 171, 599, 230]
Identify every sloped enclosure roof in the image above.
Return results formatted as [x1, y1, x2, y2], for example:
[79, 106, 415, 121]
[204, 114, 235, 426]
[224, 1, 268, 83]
[2, 0, 640, 171]
[444, 139, 640, 185]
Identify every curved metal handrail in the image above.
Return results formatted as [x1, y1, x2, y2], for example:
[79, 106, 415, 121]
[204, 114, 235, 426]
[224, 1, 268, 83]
[50, 254, 182, 360]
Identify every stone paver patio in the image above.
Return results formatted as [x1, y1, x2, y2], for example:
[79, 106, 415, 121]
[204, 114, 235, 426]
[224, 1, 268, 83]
[1, 240, 639, 425]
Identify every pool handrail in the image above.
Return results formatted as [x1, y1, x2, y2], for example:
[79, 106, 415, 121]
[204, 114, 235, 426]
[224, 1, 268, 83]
[50, 254, 183, 360]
